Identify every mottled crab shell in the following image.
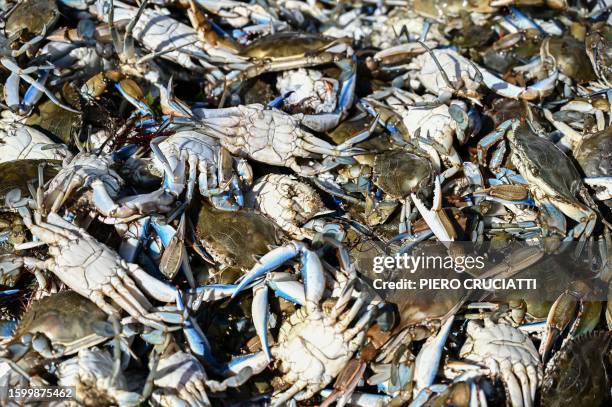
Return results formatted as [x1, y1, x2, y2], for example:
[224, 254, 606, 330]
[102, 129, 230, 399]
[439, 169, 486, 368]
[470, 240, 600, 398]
[510, 124, 583, 201]
[373, 150, 433, 199]
[4, 0, 59, 37]
[541, 331, 611, 407]
[196, 202, 283, 276]
[11, 291, 109, 355]
[542, 36, 597, 84]
[574, 127, 612, 178]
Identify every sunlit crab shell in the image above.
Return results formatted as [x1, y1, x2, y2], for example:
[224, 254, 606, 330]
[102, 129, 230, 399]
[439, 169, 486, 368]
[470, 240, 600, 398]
[4, 0, 59, 37]
[574, 127, 612, 178]
[6, 290, 110, 357]
[58, 347, 141, 407]
[276, 68, 338, 114]
[196, 202, 284, 280]
[246, 173, 327, 240]
[373, 150, 433, 199]
[0, 121, 65, 163]
[510, 124, 583, 202]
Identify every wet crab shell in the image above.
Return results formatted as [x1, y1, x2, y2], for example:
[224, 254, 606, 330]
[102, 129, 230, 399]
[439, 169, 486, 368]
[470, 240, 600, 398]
[541, 331, 611, 407]
[373, 150, 433, 199]
[10, 290, 110, 355]
[4, 0, 59, 37]
[541, 36, 597, 84]
[240, 32, 344, 59]
[510, 124, 583, 202]
[196, 202, 284, 278]
[574, 127, 612, 178]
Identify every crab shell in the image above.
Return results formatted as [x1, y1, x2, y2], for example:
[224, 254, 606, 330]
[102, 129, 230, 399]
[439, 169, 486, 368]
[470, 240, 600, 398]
[246, 173, 327, 239]
[196, 201, 283, 277]
[373, 150, 432, 199]
[541, 331, 611, 407]
[0, 122, 64, 163]
[507, 124, 596, 229]
[8, 290, 109, 356]
[58, 347, 141, 407]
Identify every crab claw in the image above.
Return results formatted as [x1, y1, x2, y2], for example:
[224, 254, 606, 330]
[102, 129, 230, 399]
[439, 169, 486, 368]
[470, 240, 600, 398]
[176, 291, 219, 366]
[413, 316, 455, 395]
[480, 68, 559, 100]
[251, 273, 306, 361]
[539, 290, 580, 363]
[411, 176, 456, 242]
[225, 351, 270, 377]
[0, 289, 19, 297]
[252, 283, 271, 361]
[232, 242, 324, 310]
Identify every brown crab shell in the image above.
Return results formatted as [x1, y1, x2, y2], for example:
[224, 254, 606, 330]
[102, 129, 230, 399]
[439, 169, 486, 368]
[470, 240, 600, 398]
[541, 331, 611, 407]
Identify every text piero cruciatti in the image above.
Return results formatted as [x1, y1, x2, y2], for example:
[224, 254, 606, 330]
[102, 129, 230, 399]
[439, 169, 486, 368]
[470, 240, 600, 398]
[371, 253, 537, 291]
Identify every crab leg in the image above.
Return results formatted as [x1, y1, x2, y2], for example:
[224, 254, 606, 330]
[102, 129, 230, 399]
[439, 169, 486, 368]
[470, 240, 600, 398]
[122, 0, 150, 60]
[301, 134, 366, 157]
[125, 263, 179, 304]
[538, 290, 580, 363]
[410, 384, 450, 407]
[0, 58, 80, 114]
[115, 82, 153, 116]
[319, 389, 392, 407]
[252, 283, 271, 360]
[411, 176, 456, 242]
[225, 351, 269, 376]
[477, 119, 513, 165]
[176, 291, 218, 364]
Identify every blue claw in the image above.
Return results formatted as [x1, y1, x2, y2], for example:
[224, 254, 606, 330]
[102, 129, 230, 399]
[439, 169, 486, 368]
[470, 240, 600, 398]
[506, 7, 545, 34]
[0, 289, 19, 297]
[252, 283, 271, 361]
[224, 351, 269, 376]
[176, 290, 220, 367]
[267, 278, 305, 306]
[21, 70, 48, 110]
[112, 144, 138, 161]
[232, 242, 325, 307]
[231, 244, 302, 298]
[115, 82, 154, 116]
[336, 56, 357, 114]
[268, 91, 294, 108]
[249, 274, 307, 361]
[300, 247, 325, 305]
[190, 284, 238, 302]
[150, 221, 177, 248]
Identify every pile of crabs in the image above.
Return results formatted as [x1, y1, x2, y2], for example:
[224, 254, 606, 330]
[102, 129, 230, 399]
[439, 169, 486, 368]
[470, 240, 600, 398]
[0, 0, 611, 406]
